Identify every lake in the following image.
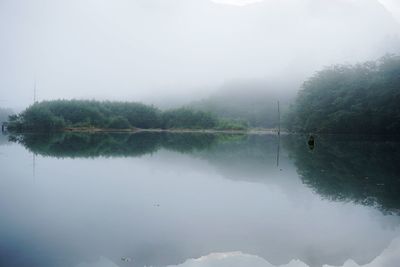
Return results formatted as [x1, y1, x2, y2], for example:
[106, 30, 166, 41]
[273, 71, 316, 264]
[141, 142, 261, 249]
[0, 132, 400, 267]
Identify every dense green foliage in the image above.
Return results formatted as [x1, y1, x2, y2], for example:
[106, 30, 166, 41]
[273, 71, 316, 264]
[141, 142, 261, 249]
[7, 100, 245, 132]
[287, 55, 400, 134]
[8, 100, 161, 131]
[284, 135, 400, 214]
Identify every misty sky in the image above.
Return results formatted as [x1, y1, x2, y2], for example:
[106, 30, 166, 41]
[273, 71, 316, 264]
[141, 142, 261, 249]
[0, 0, 399, 109]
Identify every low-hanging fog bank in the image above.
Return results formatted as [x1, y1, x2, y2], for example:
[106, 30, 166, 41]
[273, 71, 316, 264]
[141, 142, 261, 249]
[0, 0, 399, 109]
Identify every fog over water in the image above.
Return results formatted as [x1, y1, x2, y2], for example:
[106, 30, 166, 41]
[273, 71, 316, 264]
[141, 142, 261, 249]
[1, 0, 400, 108]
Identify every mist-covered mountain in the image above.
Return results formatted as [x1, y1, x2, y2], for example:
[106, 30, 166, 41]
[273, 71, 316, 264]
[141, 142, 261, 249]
[190, 78, 296, 128]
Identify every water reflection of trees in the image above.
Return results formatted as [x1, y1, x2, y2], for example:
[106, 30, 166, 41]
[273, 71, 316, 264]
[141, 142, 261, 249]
[9, 132, 400, 214]
[284, 135, 400, 215]
[8, 132, 239, 158]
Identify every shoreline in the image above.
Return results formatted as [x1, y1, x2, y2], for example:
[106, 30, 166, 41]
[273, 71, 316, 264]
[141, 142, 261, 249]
[63, 127, 282, 135]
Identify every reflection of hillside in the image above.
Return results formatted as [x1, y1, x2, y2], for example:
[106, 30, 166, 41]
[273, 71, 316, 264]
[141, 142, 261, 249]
[284, 135, 400, 214]
[9, 132, 237, 158]
[194, 134, 284, 183]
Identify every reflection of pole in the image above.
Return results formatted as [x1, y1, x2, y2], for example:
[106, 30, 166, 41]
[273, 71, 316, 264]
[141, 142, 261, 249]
[277, 100, 281, 135]
[276, 134, 280, 167]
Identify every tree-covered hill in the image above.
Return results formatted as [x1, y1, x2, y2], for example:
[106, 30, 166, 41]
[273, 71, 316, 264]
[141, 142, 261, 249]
[7, 100, 247, 132]
[286, 55, 400, 134]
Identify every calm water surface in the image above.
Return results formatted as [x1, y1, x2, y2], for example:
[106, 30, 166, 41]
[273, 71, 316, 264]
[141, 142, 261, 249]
[0, 132, 400, 267]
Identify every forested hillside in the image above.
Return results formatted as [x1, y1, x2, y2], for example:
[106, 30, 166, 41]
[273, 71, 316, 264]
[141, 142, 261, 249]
[286, 55, 400, 134]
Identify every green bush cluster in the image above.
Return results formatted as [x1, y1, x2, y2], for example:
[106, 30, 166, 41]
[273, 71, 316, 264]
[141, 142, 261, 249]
[214, 119, 248, 131]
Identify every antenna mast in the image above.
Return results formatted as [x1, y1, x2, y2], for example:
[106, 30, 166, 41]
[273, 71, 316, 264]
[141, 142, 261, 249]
[33, 79, 37, 104]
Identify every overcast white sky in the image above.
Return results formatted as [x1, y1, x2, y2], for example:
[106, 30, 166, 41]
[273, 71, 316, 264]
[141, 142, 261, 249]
[216, 0, 400, 17]
[0, 0, 399, 109]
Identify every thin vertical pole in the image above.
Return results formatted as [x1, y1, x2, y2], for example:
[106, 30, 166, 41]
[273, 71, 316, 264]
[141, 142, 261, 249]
[277, 100, 281, 135]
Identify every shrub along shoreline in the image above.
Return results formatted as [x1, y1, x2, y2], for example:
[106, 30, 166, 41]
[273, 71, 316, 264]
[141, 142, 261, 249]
[62, 127, 254, 134]
[7, 100, 248, 132]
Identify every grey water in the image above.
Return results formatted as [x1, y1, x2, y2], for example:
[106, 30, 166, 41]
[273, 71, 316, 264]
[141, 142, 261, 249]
[1, 132, 400, 267]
